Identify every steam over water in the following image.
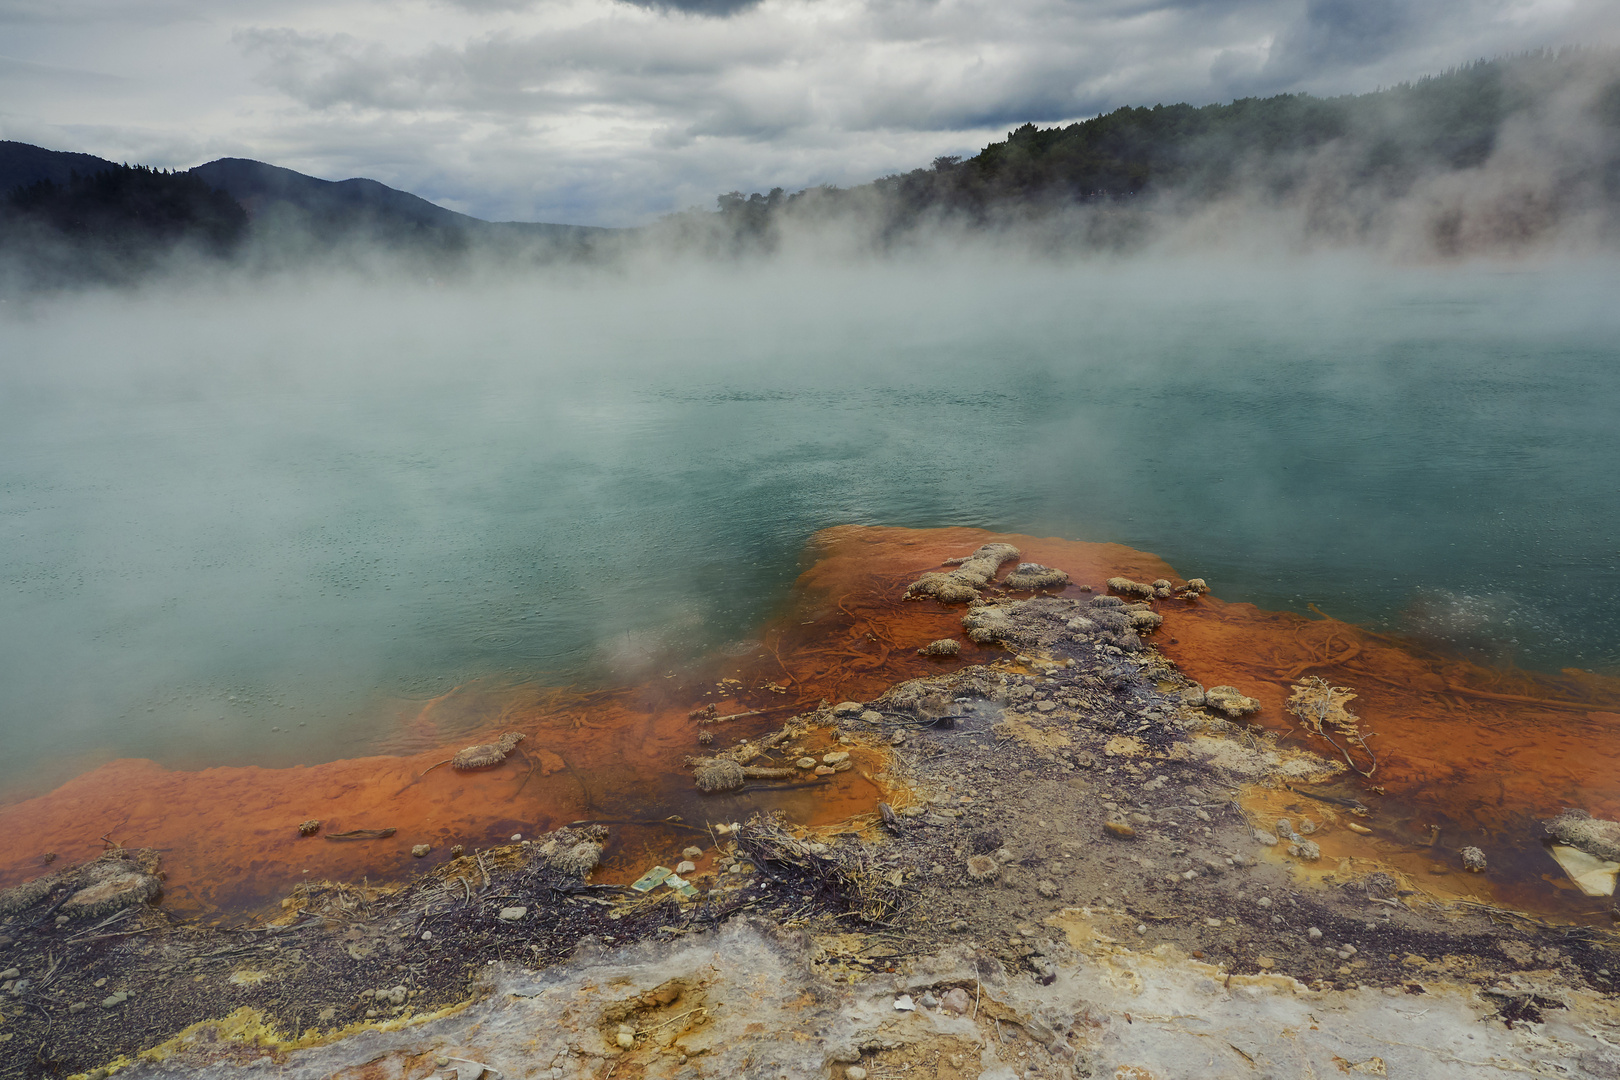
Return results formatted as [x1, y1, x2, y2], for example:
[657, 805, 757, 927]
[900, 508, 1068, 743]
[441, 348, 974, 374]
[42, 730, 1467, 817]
[2, 256, 1618, 797]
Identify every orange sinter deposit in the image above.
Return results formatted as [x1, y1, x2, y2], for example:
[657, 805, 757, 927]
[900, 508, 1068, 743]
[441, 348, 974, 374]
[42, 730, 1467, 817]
[2, 523, 1618, 922]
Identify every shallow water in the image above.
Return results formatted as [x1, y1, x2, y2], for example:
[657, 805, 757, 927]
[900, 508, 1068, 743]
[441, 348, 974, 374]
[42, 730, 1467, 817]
[1, 255, 1617, 804]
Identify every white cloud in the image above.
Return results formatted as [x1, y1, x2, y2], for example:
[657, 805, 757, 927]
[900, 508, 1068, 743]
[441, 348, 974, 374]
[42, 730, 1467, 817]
[1, 0, 1613, 225]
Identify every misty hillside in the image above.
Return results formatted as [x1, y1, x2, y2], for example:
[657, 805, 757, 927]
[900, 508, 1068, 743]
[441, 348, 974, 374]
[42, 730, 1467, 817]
[0, 141, 122, 195]
[1, 164, 249, 285]
[701, 50, 1620, 255]
[0, 145, 611, 285]
[4, 48, 1618, 287]
[191, 158, 475, 231]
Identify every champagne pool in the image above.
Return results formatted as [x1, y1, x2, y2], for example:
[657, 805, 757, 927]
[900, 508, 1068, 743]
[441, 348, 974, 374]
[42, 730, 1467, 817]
[1, 255, 1617, 917]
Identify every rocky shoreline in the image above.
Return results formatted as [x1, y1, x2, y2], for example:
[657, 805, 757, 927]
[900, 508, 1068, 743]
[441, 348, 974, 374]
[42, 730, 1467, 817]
[3, 543, 1620, 1078]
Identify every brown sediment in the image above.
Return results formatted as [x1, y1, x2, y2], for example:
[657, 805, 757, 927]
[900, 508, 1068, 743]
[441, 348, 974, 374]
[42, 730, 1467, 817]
[1, 524, 1617, 924]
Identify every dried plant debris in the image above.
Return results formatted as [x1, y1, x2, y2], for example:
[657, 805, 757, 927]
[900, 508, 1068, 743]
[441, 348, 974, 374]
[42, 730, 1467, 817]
[734, 814, 909, 924]
[687, 729, 801, 791]
[533, 825, 609, 878]
[1286, 676, 1376, 777]
[0, 823, 733, 1080]
[905, 543, 1021, 603]
[692, 757, 747, 792]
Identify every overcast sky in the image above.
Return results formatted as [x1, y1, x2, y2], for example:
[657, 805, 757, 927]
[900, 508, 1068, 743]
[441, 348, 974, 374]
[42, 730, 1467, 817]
[0, 0, 1612, 225]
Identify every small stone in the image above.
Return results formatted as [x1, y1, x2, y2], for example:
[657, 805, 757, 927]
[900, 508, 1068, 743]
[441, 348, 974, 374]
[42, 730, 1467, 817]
[797, 758, 817, 769]
[421, 930, 432, 940]
[298, 820, 321, 837]
[823, 751, 851, 765]
[919, 992, 940, 1008]
[832, 702, 863, 716]
[847, 1068, 869, 1080]
[1298, 818, 1317, 835]
[450, 844, 464, 856]
[511, 834, 522, 841]
[860, 711, 883, 724]
[815, 765, 836, 776]
[683, 846, 704, 860]
[1256, 896, 1272, 909]
[498, 907, 527, 921]
[1036, 879, 1059, 898]
[0, 969, 17, 981]
[412, 844, 432, 858]
[1252, 830, 1279, 846]
[68, 1002, 87, 1013]
[676, 861, 696, 875]
[966, 855, 999, 881]
[942, 987, 972, 1013]
[616, 1030, 635, 1049]
[101, 993, 126, 1009]
[893, 994, 915, 1011]
[1461, 846, 1487, 872]
[1308, 927, 1323, 940]
[919, 638, 960, 657]
[1289, 840, 1321, 861]
[1204, 685, 1260, 718]
[1255, 956, 1276, 969]
[890, 730, 906, 746]
[1136, 924, 1147, 935]
[1104, 821, 1136, 840]
[1275, 819, 1294, 840]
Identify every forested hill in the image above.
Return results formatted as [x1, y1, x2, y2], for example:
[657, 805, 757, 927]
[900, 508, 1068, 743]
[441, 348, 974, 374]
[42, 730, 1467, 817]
[0, 146, 610, 286]
[1, 164, 249, 285]
[707, 50, 1620, 250]
[8, 166, 246, 251]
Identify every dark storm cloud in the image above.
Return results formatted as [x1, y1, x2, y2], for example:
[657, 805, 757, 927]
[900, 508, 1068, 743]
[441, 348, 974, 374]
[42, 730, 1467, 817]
[616, 0, 763, 14]
[1264, 0, 1415, 82]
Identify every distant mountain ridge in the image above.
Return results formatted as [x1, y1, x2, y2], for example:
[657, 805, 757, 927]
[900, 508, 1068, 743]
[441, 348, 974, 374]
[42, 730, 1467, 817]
[0, 141, 121, 194]
[190, 157, 473, 227]
[0, 142, 611, 286]
[0, 142, 606, 238]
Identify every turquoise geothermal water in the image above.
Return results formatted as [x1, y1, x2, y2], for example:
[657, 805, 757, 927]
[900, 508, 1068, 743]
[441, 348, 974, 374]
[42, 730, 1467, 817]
[1, 256, 1617, 796]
